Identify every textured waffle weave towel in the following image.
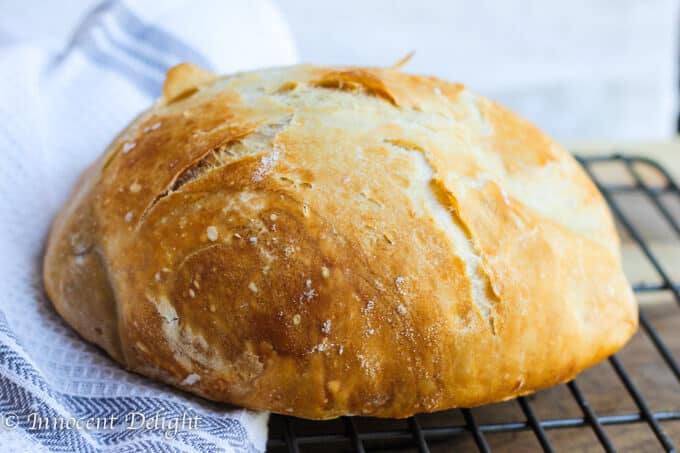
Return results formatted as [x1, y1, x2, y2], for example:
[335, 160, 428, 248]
[0, 1, 297, 451]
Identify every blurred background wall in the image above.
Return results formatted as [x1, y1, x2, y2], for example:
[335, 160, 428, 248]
[275, 0, 680, 143]
[1, 0, 678, 144]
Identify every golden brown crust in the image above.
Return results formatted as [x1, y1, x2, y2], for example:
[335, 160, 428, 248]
[43, 63, 637, 419]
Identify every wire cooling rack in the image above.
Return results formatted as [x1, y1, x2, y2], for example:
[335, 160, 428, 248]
[267, 154, 680, 452]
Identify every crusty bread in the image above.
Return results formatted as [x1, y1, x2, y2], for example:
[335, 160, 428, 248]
[43, 63, 637, 419]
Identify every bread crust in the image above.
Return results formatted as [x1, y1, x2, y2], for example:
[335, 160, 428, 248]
[43, 64, 637, 419]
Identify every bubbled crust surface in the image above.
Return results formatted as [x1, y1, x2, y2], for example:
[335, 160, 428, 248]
[44, 64, 637, 419]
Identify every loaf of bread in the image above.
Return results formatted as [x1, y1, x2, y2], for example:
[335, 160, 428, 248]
[43, 63, 637, 419]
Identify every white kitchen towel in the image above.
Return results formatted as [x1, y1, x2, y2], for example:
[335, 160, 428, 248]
[0, 1, 297, 451]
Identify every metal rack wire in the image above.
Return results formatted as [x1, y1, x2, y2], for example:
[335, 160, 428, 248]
[267, 154, 680, 452]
